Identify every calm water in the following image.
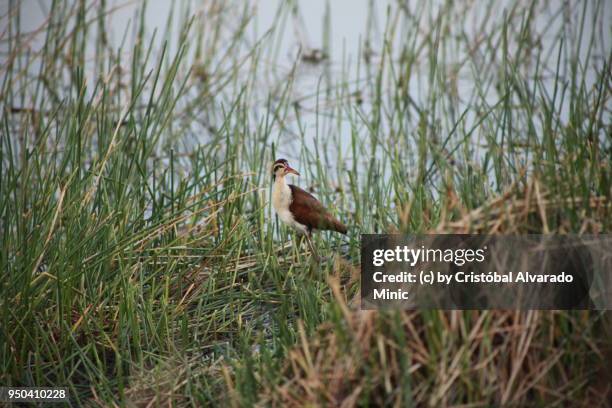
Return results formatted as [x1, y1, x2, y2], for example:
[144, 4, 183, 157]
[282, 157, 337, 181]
[8, 1, 612, 176]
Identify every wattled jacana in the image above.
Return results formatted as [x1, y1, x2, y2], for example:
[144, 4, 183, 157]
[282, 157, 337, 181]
[271, 158, 347, 261]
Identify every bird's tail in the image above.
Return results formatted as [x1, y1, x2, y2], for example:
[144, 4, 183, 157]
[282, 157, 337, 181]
[328, 215, 348, 234]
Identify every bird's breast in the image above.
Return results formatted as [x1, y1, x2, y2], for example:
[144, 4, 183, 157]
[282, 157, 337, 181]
[272, 180, 307, 233]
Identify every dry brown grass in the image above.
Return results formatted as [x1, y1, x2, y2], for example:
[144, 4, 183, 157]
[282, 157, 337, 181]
[240, 183, 611, 407]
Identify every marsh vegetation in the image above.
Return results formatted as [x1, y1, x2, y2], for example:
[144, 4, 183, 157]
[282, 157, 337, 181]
[1, 0, 610, 405]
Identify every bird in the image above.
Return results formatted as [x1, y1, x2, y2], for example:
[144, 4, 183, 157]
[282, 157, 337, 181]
[271, 158, 347, 261]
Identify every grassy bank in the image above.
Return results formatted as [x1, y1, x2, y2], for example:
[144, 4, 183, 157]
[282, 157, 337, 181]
[1, 0, 610, 406]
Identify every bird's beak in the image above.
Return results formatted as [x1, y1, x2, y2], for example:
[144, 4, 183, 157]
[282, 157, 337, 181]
[285, 166, 300, 176]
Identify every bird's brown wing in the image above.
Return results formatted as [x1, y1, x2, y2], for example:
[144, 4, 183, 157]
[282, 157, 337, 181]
[288, 184, 347, 234]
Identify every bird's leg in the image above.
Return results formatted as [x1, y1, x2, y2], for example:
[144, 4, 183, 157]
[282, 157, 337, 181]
[305, 231, 320, 262]
[295, 233, 309, 259]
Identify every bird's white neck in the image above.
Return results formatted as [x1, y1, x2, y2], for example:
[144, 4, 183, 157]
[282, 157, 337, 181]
[274, 174, 287, 187]
[272, 174, 292, 212]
